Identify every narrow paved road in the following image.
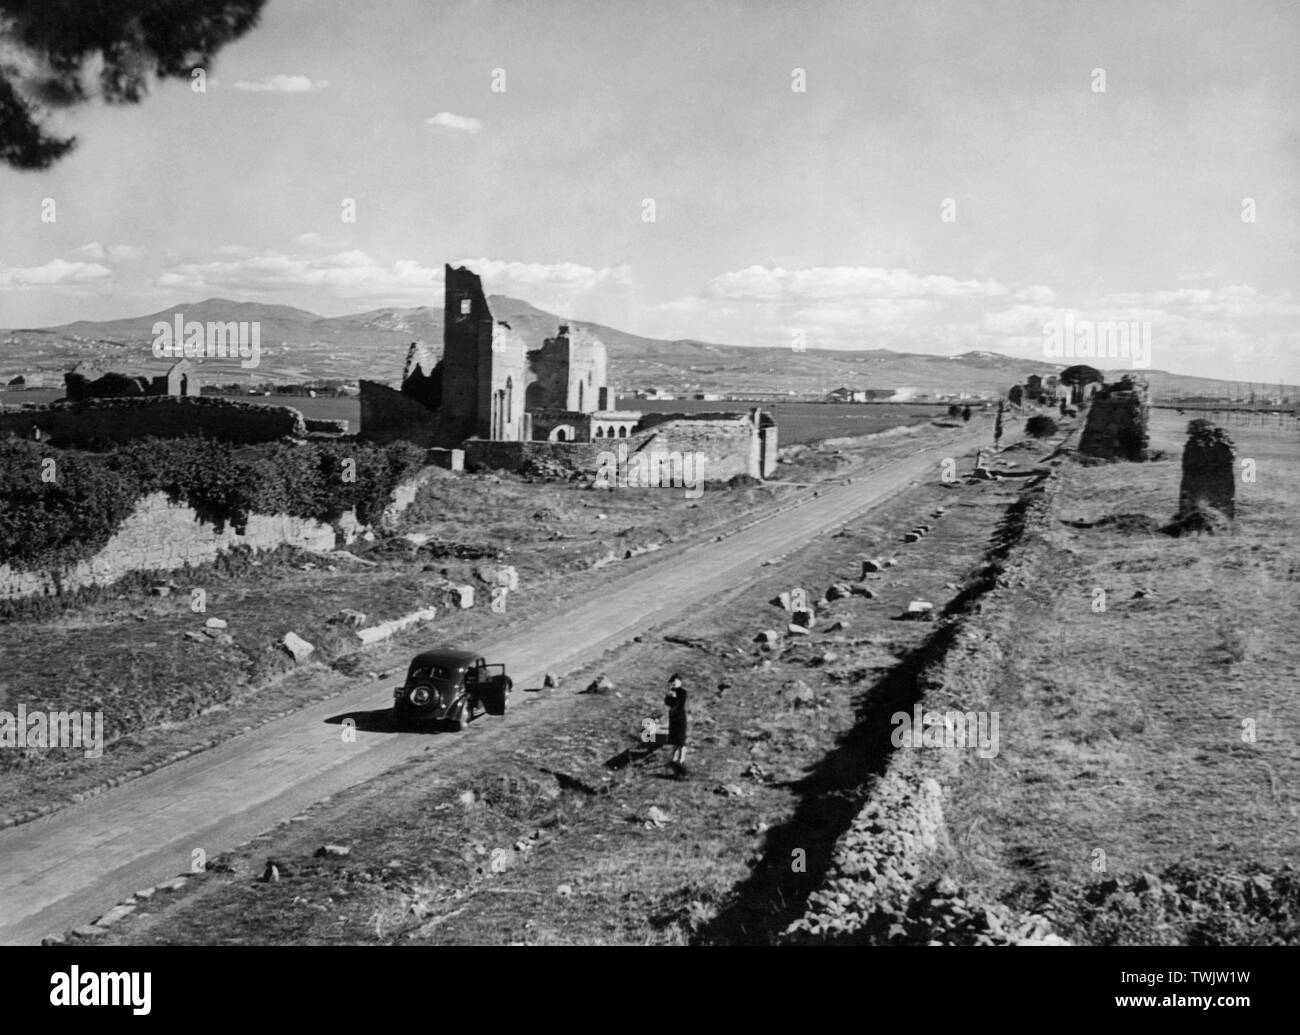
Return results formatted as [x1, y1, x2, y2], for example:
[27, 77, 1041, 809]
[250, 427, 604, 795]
[0, 424, 997, 944]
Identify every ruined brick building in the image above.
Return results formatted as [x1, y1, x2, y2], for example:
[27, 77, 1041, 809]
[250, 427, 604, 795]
[65, 358, 200, 402]
[361, 264, 776, 481]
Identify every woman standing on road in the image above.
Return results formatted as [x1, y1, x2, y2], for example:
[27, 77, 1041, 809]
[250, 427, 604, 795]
[665, 673, 688, 778]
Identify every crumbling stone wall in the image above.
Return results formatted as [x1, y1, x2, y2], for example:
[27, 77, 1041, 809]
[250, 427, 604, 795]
[439, 265, 528, 443]
[0, 491, 339, 600]
[1079, 375, 1149, 461]
[634, 410, 774, 481]
[358, 379, 441, 446]
[526, 325, 608, 414]
[305, 418, 349, 435]
[0, 465, 436, 600]
[529, 408, 593, 443]
[1178, 419, 1236, 519]
[399, 341, 442, 410]
[0, 396, 305, 447]
[463, 440, 604, 476]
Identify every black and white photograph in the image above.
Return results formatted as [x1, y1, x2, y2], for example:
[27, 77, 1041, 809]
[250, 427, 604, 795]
[0, 0, 1295, 1012]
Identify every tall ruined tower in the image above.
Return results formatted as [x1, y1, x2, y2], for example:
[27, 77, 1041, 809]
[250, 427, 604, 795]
[442, 264, 527, 441]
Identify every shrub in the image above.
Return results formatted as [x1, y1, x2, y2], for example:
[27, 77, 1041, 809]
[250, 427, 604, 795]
[0, 440, 141, 572]
[1025, 415, 1059, 439]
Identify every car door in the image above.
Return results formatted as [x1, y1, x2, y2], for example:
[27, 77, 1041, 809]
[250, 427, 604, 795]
[464, 659, 486, 708]
[478, 662, 508, 714]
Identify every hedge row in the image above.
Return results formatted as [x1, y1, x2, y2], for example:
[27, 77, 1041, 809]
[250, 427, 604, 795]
[0, 437, 426, 572]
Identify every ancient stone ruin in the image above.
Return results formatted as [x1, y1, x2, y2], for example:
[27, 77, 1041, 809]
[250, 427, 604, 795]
[360, 264, 778, 481]
[65, 358, 200, 401]
[1078, 374, 1150, 461]
[1177, 419, 1236, 522]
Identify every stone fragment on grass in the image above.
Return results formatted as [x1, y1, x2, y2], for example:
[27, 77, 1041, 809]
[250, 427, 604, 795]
[282, 632, 315, 663]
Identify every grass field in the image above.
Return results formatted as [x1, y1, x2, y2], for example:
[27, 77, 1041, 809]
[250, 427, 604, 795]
[939, 409, 1300, 943]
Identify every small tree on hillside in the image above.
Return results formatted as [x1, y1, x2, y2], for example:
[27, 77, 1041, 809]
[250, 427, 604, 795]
[1060, 364, 1104, 406]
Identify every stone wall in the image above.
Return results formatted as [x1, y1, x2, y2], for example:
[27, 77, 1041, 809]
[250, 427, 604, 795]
[0, 396, 306, 448]
[1078, 376, 1149, 461]
[463, 439, 605, 476]
[358, 379, 440, 446]
[0, 464, 437, 600]
[526, 325, 607, 414]
[1179, 419, 1236, 519]
[0, 492, 339, 600]
[463, 411, 776, 482]
[633, 412, 768, 481]
[305, 418, 349, 434]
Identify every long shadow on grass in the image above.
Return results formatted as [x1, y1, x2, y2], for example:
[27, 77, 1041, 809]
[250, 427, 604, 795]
[696, 484, 1041, 945]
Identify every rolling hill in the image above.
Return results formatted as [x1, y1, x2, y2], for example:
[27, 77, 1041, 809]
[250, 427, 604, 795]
[0, 297, 1282, 402]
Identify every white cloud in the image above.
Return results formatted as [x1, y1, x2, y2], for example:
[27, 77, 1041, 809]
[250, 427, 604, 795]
[232, 75, 328, 93]
[456, 258, 630, 290]
[698, 265, 1010, 303]
[69, 242, 106, 262]
[426, 112, 482, 134]
[0, 259, 113, 289]
[108, 244, 144, 263]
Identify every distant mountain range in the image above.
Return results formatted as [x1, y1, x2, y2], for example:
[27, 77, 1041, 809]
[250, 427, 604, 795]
[0, 297, 1275, 400]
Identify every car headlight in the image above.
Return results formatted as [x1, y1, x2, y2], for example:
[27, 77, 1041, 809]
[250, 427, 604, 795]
[409, 686, 431, 707]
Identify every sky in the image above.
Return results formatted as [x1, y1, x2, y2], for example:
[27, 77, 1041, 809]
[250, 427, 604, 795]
[0, 0, 1297, 383]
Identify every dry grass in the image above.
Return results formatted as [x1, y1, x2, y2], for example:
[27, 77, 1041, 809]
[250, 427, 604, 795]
[941, 411, 1300, 941]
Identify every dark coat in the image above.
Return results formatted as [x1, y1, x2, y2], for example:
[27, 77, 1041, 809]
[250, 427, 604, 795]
[664, 685, 687, 746]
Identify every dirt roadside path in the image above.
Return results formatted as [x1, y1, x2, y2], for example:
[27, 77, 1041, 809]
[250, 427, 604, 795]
[0, 422, 1005, 945]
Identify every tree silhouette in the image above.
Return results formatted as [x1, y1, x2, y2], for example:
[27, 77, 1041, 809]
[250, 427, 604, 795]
[0, 0, 266, 170]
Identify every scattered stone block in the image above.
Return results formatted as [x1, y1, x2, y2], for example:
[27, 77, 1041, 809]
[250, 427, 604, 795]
[95, 903, 136, 927]
[205, 617, 228, 629]
[477, 564, 519, 591]
[282, 632, 315, 663]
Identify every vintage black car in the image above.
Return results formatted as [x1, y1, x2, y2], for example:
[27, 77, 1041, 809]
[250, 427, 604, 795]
[393, 648, 512, 730]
